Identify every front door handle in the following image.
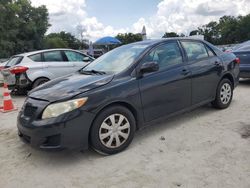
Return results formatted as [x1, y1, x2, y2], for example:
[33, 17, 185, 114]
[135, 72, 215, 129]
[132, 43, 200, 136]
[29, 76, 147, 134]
[182, 69, 190, 75]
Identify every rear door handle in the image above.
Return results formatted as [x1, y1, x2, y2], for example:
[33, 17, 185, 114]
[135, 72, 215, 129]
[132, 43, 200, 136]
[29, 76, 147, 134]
[181, 69, 190, 75]
[214, 61, 221, 66]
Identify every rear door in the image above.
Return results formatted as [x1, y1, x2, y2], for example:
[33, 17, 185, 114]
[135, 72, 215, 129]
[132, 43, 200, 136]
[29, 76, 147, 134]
[180, 40, 223, 105]
[64, 50, 91, 71]
[138, 41, 192, 122]
[43, 50, 74, 79]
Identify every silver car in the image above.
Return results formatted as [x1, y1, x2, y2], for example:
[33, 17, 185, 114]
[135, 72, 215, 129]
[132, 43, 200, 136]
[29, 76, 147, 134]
[1, 49, 94, 90]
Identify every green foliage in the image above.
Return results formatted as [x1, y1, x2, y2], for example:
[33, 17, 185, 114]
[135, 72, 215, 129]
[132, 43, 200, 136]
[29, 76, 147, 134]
[162, 32, 179, 38]
[198, 14, 250, 44]
[43, 32, 84, 49]
[116, 33, 142, 45]
[189, 30, 199, 36]
[0, 0, 49, 58]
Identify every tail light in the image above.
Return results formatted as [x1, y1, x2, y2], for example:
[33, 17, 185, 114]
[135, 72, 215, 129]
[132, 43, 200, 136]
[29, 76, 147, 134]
[10, 66, 29, 74]
[235, 57, 240, 64]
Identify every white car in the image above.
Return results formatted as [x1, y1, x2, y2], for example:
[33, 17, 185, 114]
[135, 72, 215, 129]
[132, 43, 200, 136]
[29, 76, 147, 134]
[1, 49, 94, 91]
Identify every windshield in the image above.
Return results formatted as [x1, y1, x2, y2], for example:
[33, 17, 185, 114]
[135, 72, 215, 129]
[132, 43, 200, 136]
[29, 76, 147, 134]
[82, 44, 150, 74]
[6, 56, 23, 67]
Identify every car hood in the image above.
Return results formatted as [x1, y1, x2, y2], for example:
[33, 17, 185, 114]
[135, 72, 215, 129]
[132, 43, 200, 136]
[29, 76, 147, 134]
[29, 72, 114, 102]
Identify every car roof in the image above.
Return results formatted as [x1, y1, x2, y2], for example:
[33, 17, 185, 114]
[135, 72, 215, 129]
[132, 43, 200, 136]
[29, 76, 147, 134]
[15, 49, 87, 57]
[131, 38, 205, 46]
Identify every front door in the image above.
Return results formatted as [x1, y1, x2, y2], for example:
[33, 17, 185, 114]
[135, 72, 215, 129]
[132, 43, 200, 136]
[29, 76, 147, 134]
[138, 41, 192, 122]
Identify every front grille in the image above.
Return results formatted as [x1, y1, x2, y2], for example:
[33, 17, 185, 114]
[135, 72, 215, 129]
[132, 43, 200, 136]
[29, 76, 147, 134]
[23, 104, 37, 117]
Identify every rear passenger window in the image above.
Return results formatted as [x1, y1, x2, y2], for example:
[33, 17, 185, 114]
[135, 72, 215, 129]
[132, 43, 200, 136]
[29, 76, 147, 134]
[141, 42, 183, 70]
[29, 53, 42, 62]
[181, 41, 209, 61]
[43, 51, 64, 62]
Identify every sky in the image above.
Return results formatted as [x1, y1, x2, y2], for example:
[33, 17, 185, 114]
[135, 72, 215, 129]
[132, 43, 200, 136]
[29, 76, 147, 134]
[31, 0, 250, 41]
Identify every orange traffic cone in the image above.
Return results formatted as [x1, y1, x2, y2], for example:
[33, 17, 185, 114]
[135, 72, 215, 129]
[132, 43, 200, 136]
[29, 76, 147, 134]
[0, 83, 17, 113]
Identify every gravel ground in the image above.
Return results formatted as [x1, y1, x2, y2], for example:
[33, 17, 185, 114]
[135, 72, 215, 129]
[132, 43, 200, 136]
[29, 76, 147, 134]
[0, 81, 250, 188]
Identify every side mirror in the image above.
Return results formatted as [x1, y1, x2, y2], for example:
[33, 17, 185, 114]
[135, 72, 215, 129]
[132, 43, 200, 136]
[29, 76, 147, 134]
[83, 57, 90, 62]
[140, 61, 159, 74]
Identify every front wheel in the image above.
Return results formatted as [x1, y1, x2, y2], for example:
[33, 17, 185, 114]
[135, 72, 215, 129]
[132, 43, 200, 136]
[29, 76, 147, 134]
[90, 105, 136, 155]
[212, 78, 233, 109]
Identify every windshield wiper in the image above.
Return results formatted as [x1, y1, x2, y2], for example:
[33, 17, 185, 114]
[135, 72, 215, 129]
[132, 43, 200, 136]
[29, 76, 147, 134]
[80, 69, 106, 75]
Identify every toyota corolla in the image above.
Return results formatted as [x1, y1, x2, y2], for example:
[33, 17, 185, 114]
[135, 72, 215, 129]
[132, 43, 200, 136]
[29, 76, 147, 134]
[17, 39, 240, 155]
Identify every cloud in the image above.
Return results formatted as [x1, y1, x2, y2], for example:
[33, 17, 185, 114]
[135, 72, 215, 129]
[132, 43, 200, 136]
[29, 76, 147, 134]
[133, 0, 250, 38]
[31, 0, 250, 40]
[31, 0, 87, 35]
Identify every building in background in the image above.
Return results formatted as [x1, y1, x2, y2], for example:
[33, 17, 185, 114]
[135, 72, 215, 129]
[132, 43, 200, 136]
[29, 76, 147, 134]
[141, 26, 147, 41]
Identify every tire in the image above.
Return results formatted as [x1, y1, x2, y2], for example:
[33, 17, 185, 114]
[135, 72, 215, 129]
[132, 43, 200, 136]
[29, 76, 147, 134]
[90, 105, 136, 155]
[212, 78, 233, 109]
[32, 78, 49, 89]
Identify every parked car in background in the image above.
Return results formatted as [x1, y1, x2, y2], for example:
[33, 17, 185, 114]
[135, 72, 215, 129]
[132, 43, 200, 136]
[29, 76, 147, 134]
[83, 49, 105, 59]
[233, 41, 250, 78]
[93, 49, 105, 58]
[0, 49, 94, 91]
[17, 39, 239, 155]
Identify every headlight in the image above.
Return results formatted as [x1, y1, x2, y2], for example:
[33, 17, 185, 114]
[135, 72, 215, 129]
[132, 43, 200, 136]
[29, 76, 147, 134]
[42, 97, 88, 119]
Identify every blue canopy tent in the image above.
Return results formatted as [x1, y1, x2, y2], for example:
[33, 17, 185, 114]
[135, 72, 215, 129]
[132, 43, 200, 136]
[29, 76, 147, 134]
[94, 36, 122, 51]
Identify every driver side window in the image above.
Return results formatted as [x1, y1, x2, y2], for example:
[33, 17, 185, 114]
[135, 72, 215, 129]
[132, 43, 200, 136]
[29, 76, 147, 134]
[141, 42, 183, 70]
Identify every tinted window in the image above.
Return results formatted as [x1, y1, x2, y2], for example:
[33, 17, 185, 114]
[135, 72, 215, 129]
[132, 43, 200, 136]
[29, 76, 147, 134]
[181, 41, 209, 61]
[6, 56, 23, 67]
[65, 51, 85, 61]
[29, 53, 42, 62]
[43, 51, 64, 62]
[141, 42, 183, 70]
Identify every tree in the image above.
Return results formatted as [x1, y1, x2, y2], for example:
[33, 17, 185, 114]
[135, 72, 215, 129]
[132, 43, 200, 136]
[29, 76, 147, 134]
[198, 21, 220, 44]
[0, 0, 49, 58]
[195, 14, 250, 45]
[43, 32, 84, 49]
[162, 32, 179, 38]
[43, 37, 68, 49]
[189, 30, 199, 36]
[116, 33, 142, 45]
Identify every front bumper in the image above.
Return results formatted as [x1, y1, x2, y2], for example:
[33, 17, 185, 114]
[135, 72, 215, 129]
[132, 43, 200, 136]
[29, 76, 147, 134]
[17, 97, 95, 150]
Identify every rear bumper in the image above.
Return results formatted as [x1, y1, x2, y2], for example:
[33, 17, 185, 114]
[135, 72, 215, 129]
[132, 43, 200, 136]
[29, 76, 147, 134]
[240, 65, 250, 78]
[15, 73, 32, 89]
[2, 72, 32, 89]
[239, 71, 250, 78]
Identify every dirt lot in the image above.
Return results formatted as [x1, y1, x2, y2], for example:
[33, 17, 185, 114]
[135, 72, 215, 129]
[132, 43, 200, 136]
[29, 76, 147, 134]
[0, 81, 250, 188]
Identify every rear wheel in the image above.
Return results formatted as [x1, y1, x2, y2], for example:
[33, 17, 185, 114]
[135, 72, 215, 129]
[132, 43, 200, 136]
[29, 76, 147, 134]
[212, 78, 233, 109]
[90, 105, 136, 155]
[32, 78, 49, 89]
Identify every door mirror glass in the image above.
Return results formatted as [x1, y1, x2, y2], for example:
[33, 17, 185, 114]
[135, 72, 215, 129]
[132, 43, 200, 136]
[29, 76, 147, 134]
[140, 61, 159, 74]
[83, 57, 90, 62]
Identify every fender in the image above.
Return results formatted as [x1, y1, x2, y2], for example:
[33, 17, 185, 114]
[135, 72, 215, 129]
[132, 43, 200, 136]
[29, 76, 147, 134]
[26, 69, 54, 82]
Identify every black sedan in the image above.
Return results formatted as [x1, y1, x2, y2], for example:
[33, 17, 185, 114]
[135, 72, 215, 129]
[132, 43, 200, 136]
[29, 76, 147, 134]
[17, 38, 240, 155]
